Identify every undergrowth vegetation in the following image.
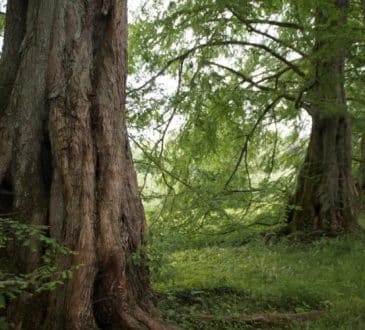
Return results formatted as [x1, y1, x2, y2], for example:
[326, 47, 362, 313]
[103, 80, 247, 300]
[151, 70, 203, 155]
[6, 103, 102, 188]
[150, 229, 365, 329]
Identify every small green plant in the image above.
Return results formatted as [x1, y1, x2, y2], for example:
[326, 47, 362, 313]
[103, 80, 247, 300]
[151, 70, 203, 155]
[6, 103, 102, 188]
[0, 218, 76, 322]
[129, 231, 176, 284]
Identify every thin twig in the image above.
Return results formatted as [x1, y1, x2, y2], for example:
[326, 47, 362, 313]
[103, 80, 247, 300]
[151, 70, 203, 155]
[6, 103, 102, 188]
[224, 96, 282, 188]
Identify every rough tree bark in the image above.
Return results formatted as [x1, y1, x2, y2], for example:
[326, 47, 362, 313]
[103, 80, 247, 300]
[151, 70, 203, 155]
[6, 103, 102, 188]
[0, 0, 167, 329]
[287, 0, 359, 234]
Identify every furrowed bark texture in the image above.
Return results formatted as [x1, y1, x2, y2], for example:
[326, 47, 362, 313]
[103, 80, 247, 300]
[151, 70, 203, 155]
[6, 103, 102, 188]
[287, 0, 358, 233]
[0, 1, 167, 329]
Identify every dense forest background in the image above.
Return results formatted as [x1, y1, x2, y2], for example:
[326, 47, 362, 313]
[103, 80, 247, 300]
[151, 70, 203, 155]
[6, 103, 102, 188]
[1, 0, 365, 329]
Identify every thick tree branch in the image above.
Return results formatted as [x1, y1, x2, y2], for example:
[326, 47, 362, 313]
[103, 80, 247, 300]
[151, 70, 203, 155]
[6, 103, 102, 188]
[226, 5, 303, 31]
[129, 39, 305, 94]
[218, 41, 303, 77]
[242, 18, 303, 30]
[255, 67, 291, 86]
[246, 24, 306, 58]
[165, 4, 303, 30]
[207, 61, 312, 112]
[228, 8, 306, 58]
[207, 61, 271, 92]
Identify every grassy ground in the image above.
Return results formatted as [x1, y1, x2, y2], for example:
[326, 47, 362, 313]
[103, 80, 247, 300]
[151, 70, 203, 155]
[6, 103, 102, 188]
[152, 232, 365, 329]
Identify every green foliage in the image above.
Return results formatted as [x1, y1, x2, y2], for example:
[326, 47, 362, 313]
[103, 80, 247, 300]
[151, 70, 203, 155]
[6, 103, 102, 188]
[0, 218, 76, 314]
[128, 0, 365, 240]
[128, 0, 323, 236]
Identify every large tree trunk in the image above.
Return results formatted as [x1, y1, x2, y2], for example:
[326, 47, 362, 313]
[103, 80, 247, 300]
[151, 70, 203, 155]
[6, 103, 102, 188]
[0, 1, 167, 329]
[287, 0, 359, 234]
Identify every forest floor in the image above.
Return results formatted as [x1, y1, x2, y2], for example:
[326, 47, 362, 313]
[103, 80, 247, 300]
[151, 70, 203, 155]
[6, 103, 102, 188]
[152, 220, 365, 329]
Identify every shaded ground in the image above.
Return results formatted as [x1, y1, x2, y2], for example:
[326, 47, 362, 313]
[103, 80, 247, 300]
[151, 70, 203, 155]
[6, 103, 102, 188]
[157, 287, 325, 329]
[152, 231, 365, 329]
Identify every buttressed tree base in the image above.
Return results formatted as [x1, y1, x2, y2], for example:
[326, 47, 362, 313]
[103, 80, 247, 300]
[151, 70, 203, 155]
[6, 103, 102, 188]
[287, 0, 359, 234]
[0, 0, 167, 328]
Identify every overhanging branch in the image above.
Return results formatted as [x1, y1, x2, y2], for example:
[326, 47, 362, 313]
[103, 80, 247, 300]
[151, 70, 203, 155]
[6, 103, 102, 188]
[207, 61, 311, 112]
[228, 8, 306, 58]
[128, 39, 305, 94]
[226, 5, 303, 31]
[224, 96, 282, 189]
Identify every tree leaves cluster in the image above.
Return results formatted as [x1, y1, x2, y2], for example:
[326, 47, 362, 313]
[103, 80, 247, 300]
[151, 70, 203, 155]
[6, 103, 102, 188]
[127, 1, 302, 235]
[128, 0, 365, 240]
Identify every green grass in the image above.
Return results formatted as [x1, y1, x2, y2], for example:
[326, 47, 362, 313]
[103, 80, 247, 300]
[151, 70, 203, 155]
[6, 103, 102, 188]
[152, 234, 365, 329]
